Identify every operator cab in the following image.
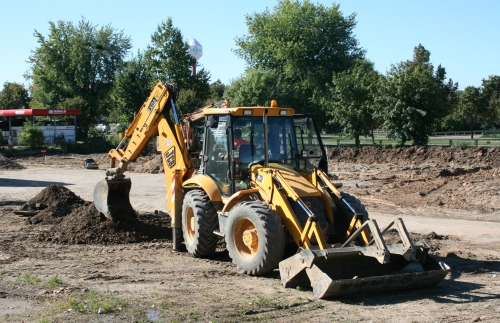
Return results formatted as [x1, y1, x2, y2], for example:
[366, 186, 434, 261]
[201, 106, 327, 197]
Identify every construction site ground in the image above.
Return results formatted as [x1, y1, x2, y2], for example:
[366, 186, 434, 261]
[0, 146, 499, 322]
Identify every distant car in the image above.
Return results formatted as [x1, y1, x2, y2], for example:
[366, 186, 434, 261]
[96, 124, 110, 132]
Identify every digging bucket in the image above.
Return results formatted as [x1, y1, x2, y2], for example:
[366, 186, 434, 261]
[279, 218, 450, 298]
[280, 245, 449, 298]
[93, 177, 136, 222]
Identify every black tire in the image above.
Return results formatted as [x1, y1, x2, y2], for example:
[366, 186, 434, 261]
[332, 192, 369, 245]
[341, 192, 369, 222]
[225, 200, 285, 276]
[182, 190, 219, 257]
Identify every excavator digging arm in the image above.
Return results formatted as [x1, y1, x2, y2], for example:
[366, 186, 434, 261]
[94, 81, 194, 228]
[106, 81, 192, 178]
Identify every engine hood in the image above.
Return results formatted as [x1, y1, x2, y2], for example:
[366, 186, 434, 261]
[252, 163, 321, 197]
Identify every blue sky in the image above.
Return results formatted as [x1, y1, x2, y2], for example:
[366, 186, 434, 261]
[1, 0, 498, 90]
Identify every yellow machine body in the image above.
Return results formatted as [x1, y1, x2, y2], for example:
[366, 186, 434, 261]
[94, 81, 449, 298]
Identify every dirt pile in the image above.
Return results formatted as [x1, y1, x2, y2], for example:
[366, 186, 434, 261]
[329, 146, 500, 168]
[0, 153, 24, 170]
[129, 155, 163, 173]
[37, 204, 172, 244]
[24, 185, 85, 224]
[23, 184, 172, 244]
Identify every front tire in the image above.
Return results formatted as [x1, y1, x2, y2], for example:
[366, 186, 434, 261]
[182, 190, 218, 257]
[225, 200, 285, 275]
[332, 192, 369, 245]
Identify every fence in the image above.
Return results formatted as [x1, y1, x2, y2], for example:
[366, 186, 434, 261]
[366, 129, 500, 137]
[323, 138, 500, 148]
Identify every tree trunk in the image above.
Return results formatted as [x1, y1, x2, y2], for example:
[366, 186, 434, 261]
[355, 134, 360, 148]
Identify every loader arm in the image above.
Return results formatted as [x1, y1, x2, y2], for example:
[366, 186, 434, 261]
[248, 166, 327, 250]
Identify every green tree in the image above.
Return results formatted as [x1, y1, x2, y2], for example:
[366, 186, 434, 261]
[206, 80, 227, 105]
[145, 18, 195, 90]
[324, 60, 381, 147]
[110, 52, 153, 123]
[234, 0, 364, 129]
[175, 69, 211, 113]
[481, 75, 500, 126]
[27, 19, 132, 138]
[144, 19, 211, 113]
[225, 68, 293, 107]
[18, 123, 45, 148]
[454, 86, 487, 139]
[0, 82, 30, 109]
[376, 44, 458, 145]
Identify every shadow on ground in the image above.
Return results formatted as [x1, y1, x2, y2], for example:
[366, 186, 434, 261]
[0, 178, 71, 187]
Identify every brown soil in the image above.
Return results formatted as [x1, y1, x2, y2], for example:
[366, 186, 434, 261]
[37, 202, 172, 244]
[1, 146, 499, 322]
[17, 184, 171, 244]
[128, 155, 163, 173]
[327, 146, 500, 222]
[329, 145, 500, 167]
[24, 185, 86, 224]
[0, 153, 25, 170]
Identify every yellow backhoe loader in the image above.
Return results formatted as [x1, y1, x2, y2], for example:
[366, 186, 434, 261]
[93, 81, 449, 298]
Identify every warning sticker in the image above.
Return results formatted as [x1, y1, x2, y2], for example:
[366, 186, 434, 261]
[164, 146, 176, 168]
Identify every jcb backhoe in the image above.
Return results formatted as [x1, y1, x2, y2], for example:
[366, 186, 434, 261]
[94, 81, 449, 298]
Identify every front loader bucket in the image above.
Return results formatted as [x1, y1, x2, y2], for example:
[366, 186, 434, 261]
[93, 178, 136, 222]
[279, 218, 450, 298]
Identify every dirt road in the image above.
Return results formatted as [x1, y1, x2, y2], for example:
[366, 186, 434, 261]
[2, 167, 499, 244]
[1, 148, 500, 322]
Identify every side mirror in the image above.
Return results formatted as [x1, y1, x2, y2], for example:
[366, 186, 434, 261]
[206, 115, 219, 128]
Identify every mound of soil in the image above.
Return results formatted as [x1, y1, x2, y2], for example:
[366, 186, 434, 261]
[24, 185, 172, 244]
[329, 146, 500, 168]
[24, 185, 85, 224]
[37, 203, 172, 244]
[129, 155, 163, 174]
[0, 154, 24, 170]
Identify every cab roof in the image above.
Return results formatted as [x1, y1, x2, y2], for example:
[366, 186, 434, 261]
[202, 106, 295, 117]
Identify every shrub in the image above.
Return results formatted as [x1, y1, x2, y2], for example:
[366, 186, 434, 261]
[17, 123, 45, 149]
[114, 123, 128, 134]
[54, 133, 66, 148]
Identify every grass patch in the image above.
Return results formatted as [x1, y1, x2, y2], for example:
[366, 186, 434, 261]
[254, 296, 279, 308]
[158, 299, 170, 309]
[15, 273, 41, 285]
[50, 290, 128, 314]
[44, 275, 64, 287]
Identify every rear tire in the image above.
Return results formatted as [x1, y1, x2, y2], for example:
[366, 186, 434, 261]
[225, 200, 285, 276]
[182, 190, 218, 257]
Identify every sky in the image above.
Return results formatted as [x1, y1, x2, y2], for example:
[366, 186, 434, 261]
[1, 0, 499, 90]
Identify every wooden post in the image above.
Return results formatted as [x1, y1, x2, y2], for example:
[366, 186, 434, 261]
[41, 150, 47, 163]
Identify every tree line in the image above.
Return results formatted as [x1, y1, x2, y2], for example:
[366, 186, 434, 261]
[1, 0, 499, 145]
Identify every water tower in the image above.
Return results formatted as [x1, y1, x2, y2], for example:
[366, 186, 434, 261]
[188, 38, 203, 75]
